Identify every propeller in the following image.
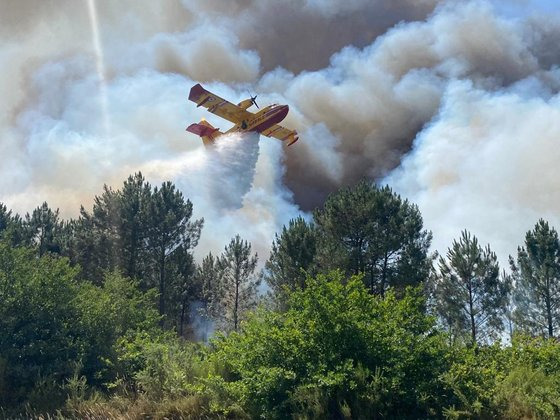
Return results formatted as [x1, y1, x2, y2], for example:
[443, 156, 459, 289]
[250, 94, 259, 109]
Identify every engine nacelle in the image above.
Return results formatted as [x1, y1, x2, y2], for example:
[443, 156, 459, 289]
[237, 99, 254, 110]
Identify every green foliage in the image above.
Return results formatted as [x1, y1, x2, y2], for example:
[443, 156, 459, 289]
[24, 201, 64, 256]
[511, 219, 560, 337]
[0, 203, 11, 235]
[76, 271, 161, 386]
[442, 335, 560, 419]
[494, 365, 560, 419]
[265, 216, 318, 306]
[435, 231, 510, 345]
[208, 271, 449, 419]
[72, 185, 120, 283]
[167, 245, 201, 337]
[134, 339, 204, 400]
[6, 177, 560, 419]
[146, 180, 203, 320]
[72, 173, 203, 328]
[507, 334, 560, 377]
[0, 240, 162, 411]
[0, 244, 81, 407]
[202, 235, 260, 332]
[118, 172, 153, 280]
[314, 181, 433, 295]
[441, 344, 507, 418]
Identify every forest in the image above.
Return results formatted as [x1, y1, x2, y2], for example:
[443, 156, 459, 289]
[2, 173, 560, 419]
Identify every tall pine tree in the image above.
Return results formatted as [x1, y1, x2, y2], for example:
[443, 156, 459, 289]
[204, 236, 259, 332]
[314, 181, 432, 295]
[434, 231, 509, 345]
[146, 181, 203, 320]
[25, 202, 63, 256]
[119, 173, 152, 280]
[511, 219, 560, 338]
[265, 216, 317, 303]
[0, 203, 10, 235]
[72, 186, 121, 283]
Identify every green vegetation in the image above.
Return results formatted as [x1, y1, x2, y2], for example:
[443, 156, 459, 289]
[511, 219, 560, 338]
[2, 174, 560, 418]
[434, 230, 510, 345]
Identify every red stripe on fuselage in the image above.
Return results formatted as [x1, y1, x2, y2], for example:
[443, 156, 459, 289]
[251, 105, 289, 133]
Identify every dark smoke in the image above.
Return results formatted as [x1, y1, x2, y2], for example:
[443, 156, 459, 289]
[1, 0, 560, 263]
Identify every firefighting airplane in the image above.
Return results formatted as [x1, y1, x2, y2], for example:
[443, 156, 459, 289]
[186, 83, 299, 146]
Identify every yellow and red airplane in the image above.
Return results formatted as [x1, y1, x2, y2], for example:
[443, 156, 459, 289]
[186, 83, 299, 146]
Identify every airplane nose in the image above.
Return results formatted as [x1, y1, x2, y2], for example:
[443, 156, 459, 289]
[278, 105, 289, 120]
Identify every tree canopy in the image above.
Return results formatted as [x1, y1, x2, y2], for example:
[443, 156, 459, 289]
[314, 181, 432, 295]
[3, 175, 560, 419]
[511, 219, 560, 337]
[435, 231, 510, 345]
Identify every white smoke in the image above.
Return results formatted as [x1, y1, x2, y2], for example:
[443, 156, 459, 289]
[136, 131, 299, 260]
[2, 0, 560, 267]
[386, 79, 560, 266]
[1, 43, 297, 260]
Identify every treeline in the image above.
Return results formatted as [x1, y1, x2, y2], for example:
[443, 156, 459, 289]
[2, 174, 560, 418]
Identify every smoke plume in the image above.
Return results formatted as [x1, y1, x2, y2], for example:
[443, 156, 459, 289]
[1, 0, 560, 263]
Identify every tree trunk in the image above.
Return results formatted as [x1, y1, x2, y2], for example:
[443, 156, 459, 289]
[546, 291, 554, 338]
[468, 279, 476, 346]
[357, 238, 364, 275]
[39, 228, 45, 257]
[179, 299, 187, 337]
[159, 248, 166, 323]
[234, 276, 239, 331]
[379, 251, 389, 297]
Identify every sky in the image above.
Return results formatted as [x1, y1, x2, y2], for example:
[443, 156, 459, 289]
[1, 0, 560, 266]
[491, 0, 558, 17]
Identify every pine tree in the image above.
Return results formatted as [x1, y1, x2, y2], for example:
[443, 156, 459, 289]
[197, 252, 222, 335]
[265, 216, 317, 303]
[0, 204, 27, 247]
[3, 214, 27, 248]
[25, 202, 63, 256]
[207, 235, 259, 332]
[0, 203, 11, 235]
[146, 181, 203, 320]
[314, 181, 432, 295]
[200, 253, 220, 304]
[72, 187, 121, 283]
[511, 219, 560, 338]
[167, 245, 200, 337]
[314, 180, 375, 277]
[119, 173, 152, 280]
[435, 231, 509, 345]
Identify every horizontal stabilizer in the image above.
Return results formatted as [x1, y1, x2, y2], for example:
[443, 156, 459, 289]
[186, 122, 219, 137]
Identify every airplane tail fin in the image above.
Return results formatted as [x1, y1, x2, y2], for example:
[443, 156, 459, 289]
[186, 120, 223, 146]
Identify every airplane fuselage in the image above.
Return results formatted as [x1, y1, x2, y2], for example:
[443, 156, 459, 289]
[187, 83, 299, 146]
[228, 104, 289, 134]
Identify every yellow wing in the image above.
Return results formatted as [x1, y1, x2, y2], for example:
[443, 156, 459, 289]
[261, 124, 299, 146]
[188, 84, 251, 124]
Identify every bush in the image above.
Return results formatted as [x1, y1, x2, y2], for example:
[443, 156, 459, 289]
[494, 365, 560, 419]
[0, 244, 82, 408]
[208, 271, 451, 419]
[0, 242, 162, 412]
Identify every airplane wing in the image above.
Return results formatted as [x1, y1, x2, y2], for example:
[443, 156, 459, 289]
[188, 84, 251, 124]
[260, 124, 299, 146]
